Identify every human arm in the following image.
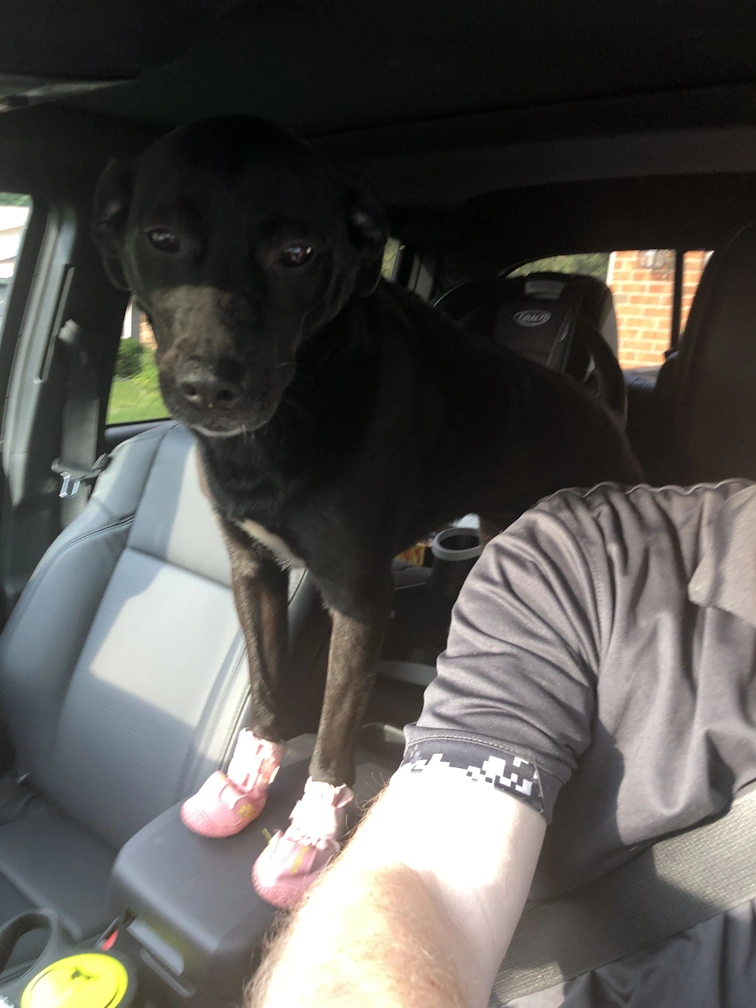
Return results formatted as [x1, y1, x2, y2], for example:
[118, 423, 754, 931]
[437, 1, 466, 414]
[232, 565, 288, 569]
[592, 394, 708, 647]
[248, 770, 546, 1008]
[250, 497, 600, 1007]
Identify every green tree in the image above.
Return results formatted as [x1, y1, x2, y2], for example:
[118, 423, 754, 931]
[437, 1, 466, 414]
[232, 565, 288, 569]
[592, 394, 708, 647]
[507, 253, 610, 282]
[0, 193, 30, 207]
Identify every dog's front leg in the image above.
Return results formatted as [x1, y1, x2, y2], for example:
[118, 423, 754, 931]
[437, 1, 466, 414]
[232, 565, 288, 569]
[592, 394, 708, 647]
[219, 518, 291, 742]
[310, 591, 392, 787]
[252, 570, 393, 908]
[181, 517, 290, 840]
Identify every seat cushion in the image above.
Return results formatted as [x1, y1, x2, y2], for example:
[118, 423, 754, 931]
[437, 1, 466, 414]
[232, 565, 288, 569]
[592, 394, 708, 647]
[0, 798, 115, 974]
[0, 799, 113, 941]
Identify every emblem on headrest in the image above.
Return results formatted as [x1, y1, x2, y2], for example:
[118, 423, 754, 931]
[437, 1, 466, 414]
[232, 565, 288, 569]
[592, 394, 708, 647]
[513, 309, 551, 327]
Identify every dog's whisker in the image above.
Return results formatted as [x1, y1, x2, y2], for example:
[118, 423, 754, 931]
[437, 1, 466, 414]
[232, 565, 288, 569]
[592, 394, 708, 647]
[278, 373, 319, 425]
[282, 393, 314, 428]
[287, 369, 327, 409]
[316, 342, 342, 372]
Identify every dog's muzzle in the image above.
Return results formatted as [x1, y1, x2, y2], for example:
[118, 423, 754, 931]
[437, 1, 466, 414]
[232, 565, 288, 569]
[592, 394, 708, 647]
[175, 357, 246, 414]
[164, 355, 287, 435]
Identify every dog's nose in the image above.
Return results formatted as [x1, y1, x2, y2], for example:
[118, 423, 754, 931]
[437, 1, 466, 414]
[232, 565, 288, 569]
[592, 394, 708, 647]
[177, 359, 245, 412]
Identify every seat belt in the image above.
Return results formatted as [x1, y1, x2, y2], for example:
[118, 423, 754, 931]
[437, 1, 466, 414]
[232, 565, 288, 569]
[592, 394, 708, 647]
[492, 787, 756, 1004]
[50, 320, 109, 526]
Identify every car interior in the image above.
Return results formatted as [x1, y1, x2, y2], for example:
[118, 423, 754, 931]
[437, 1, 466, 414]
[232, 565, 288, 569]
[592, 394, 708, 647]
[1, 1, 756, 1004]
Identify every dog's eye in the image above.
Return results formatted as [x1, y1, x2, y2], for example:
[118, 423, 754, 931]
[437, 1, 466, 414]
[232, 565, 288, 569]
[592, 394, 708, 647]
[280, 244, 313, 267]
[146, 228, 180, 253]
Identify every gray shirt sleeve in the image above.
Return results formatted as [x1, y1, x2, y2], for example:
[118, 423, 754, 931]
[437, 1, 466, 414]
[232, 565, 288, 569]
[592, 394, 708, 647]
[401, 499, 602, 821]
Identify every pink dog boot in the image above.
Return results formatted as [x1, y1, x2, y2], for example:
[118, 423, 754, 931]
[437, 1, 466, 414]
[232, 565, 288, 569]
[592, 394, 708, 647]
[251, 778, 354, 908]
[181, 730, 284, 838]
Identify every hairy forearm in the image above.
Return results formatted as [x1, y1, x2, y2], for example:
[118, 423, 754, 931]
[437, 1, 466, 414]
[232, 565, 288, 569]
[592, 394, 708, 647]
[249, 860, 467, 1007]
[247, 775, 545, 1008]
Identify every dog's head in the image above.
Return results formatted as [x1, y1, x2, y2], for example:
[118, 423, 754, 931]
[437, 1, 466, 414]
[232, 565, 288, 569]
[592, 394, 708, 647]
[93, 116, 388, 435]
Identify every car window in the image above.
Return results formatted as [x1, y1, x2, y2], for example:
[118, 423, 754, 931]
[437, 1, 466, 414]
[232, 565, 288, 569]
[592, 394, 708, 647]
[0, 193, 32, 331]
[381, 237, 402, 281]
[106, 303, 169, 424]
[507, 253, 611, 283]
[681, 249, 713, 333]
[507, 250, 712, 369]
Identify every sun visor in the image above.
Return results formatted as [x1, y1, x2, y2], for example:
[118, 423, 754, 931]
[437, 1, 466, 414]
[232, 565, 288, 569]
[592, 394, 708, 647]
[0, 0, 243, 93]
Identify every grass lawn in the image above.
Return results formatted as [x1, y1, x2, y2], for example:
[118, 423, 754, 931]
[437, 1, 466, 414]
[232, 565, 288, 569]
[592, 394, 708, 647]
[107, 377, 170, 425]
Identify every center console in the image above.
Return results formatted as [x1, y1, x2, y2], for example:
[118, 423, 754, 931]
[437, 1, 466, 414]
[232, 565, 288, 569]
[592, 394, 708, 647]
[109, 730, 402, 1007]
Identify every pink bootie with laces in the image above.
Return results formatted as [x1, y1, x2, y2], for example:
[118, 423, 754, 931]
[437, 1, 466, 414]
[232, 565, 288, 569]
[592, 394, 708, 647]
[252, 777, 354, 908]
[181, 729, 284, 838]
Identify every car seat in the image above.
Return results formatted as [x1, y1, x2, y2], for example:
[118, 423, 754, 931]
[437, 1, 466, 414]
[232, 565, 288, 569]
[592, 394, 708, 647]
[435, 272, 626, 423]
[0, 423, 330, 950]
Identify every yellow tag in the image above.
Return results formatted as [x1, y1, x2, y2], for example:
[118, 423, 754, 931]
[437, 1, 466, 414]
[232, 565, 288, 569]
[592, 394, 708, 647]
[21, 953, 130, 1008]
[395, 543, 426, 566]
[289, 843, 312, 875]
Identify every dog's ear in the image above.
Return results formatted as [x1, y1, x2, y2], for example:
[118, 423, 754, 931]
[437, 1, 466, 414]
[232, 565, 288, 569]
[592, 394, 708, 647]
[92, 158, 134, 291]
[346, 181, 389, 297]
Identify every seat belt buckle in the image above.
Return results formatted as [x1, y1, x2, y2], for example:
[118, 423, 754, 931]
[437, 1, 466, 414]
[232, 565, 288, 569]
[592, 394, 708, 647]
[51, 453, 110, 499]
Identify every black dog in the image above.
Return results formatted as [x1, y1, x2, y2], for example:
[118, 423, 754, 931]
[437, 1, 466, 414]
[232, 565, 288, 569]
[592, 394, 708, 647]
[93, 116, 641, 897]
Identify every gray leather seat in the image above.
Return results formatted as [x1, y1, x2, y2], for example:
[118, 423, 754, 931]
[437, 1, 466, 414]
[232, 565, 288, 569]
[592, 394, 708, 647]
[0, 423, 327, 943]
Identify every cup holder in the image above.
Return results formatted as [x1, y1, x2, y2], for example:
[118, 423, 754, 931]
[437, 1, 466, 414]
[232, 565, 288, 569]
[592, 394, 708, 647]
[429, 525, 483, 598]
[0, 910, 138, 1008]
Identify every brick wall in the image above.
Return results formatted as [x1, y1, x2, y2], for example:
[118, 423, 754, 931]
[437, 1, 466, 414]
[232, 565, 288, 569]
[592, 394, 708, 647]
[680, 249, 709, 331]
[609, 250, 709, 369]
[609, 250, 673, 369]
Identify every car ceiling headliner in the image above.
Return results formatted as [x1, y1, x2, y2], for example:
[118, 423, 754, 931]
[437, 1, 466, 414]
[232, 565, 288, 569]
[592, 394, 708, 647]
[2, 0, 755, 139]
[3, 0, 756, 215]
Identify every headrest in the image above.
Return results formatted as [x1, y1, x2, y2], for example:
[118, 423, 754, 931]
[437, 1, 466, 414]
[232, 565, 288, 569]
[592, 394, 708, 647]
[436, 272, 618, 361]
[435, 272, 624, 419]
[671, 224, 756, 481]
